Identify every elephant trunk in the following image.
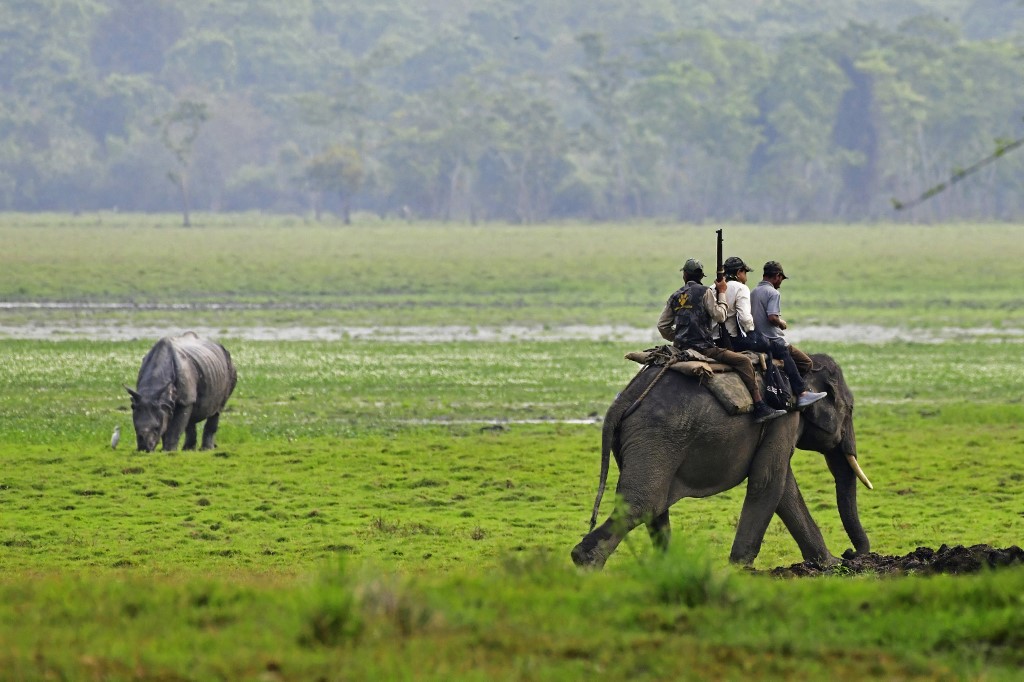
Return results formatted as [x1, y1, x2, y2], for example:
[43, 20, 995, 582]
[826, 449, 870, 555]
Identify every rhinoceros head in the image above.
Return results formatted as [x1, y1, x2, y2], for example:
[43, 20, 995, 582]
[125, 382, 175, 452]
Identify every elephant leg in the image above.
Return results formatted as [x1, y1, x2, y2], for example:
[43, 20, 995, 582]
[572, 517, 628, 569]
[775, 465, 834, 565]
[646, 510, 671, 552]
[729, 420, 797, 565]
[162, 405, 192, 452]
[200, 413, 220, 450]
[573, 450, 673, 568]
[572, 486, 666, 568]
[183, 422, 198, 450]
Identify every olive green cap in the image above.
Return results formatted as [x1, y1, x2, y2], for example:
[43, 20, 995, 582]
[723, 256, 752, 274]
[763, 260, 788, 279]
[680, 258, 705, 278]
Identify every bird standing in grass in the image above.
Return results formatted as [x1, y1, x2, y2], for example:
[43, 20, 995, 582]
[111, 425, 120, 449]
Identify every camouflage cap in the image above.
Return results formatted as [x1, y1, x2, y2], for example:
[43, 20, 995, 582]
[680, 258, 705, 278]
[763, 260, 788, 279]
[723, 256, 752, 274]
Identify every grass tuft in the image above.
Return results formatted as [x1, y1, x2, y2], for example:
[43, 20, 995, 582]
[634, 541, 737, 607]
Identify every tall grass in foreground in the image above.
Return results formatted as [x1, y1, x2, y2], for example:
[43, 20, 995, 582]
[1, 550, 1021, 680]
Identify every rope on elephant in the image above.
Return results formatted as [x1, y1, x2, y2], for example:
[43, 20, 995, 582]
[621, 361, 674, 420]
[621, 345, 709, 420]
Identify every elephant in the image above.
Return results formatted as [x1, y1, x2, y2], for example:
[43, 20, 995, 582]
[125, 332, 237, 452]
[571, 353, 872, 568]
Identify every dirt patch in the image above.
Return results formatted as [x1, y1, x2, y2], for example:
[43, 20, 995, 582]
[767, 544, 1024, 577]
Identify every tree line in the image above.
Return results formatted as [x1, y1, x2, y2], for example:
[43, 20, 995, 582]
[3, 0, 1023, 223]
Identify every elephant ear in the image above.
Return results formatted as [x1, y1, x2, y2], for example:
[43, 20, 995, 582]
[802, 358, 853, 437]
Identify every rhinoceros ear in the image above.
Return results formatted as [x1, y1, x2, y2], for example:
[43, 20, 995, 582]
[159, 381, 176, 410]
[124, 385, 141, 404]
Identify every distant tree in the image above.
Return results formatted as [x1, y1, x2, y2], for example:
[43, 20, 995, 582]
[487, 81, 572, 222]
[631, 29, 766, 221]
[90, 0, 185, 76]
[569, 33, 640, 219]
[159, 99, 210, 227]
[303, 145, 365, 223]
[745, 47, 846, 221]
[831, 55, 880, 217]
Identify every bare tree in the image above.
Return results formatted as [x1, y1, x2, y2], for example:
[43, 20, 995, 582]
[303, 145, 364, 223]
[160, 98, 209, 226]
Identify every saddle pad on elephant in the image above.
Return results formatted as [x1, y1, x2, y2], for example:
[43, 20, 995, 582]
[626, 346, 770, 372]
[625, 346, 715, 366]
[706, 370, 795, 414]
[625, 346, 788, 415]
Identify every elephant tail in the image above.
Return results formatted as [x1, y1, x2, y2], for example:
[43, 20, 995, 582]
[589, 412, 619, 531]
[588, 367, 652, 530]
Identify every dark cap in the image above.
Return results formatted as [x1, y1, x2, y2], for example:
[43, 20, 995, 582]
[723, 256, 752, 274]
[763, 260, 788, 279]
[680, 258, 705, 279]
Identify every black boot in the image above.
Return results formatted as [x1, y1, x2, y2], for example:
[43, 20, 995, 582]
[752, 400, 787, 423]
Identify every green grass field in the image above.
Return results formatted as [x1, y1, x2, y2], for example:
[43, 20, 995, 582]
[3, 214, 1023, 330]
[1, 216, 1022, 680]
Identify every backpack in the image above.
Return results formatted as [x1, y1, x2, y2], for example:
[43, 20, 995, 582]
[763, 352, 792, 411]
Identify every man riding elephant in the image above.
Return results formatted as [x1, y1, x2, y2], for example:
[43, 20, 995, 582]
[657, 258, 786, 424]
[719, 256, 827, 409]
[571, 351, 873, 569]
[750, 260, 826, 408]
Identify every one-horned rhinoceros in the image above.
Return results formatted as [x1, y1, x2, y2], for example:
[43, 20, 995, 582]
[125, 332, 237, 452]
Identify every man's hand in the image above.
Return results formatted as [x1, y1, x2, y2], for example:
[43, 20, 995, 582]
[715, 278, 727, 294]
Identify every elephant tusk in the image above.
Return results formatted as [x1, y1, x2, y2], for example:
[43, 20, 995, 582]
[846, 454, 873, 490]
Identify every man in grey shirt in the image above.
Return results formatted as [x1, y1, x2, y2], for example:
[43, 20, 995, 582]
[750, 261, 826, 409]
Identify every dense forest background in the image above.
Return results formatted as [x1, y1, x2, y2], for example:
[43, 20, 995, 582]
[3, 0, 1024, 223]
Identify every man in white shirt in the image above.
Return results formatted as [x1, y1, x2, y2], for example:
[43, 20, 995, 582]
[715, 256, 761, 351]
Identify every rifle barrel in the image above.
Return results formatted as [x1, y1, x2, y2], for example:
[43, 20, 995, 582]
[715, 229, 724, 280]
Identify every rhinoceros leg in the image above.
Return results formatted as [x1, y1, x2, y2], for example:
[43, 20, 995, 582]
[163, 405, 192, 452]
[201, 413, 221, 450]
[183, 422, 198, 450]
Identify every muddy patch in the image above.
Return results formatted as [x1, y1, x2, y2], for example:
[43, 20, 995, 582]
[767, 543, 1024, 577]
